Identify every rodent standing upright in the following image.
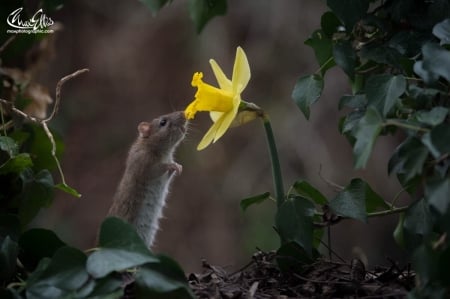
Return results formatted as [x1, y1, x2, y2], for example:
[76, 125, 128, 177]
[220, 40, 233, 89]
[108, 111, 187, 248]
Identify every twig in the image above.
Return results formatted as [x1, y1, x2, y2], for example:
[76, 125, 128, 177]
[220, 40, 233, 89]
[45, 68, 89, 122]
[318, 164, 344, 192]
[0, 68, 89, 194]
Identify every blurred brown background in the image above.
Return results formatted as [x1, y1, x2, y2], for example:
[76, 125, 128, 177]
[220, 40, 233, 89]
[33, 0, 407, 273]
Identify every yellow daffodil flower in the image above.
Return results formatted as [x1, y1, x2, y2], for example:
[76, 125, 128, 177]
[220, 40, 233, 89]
[185, 46, 251, 150]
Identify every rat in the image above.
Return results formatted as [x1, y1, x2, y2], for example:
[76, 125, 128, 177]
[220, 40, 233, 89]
[107, 111, 187, 248]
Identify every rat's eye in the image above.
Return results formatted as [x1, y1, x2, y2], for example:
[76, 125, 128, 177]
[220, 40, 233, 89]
[159, 118, 167, 127]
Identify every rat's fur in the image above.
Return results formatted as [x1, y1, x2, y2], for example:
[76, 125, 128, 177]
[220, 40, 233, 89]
[108, 111, 187, 247]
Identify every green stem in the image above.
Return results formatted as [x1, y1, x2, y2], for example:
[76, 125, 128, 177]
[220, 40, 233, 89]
[261, 114, 285, 208]
[383, 120, 429, 133]
[367, 206, 408, 218]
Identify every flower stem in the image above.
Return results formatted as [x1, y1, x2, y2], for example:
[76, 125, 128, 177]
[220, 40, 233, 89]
[261, 113, 285, 208]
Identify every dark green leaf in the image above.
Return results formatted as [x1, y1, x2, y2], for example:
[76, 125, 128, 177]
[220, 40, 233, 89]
[422, 124, 450, 159]
[0, 153, 33, 175]
[189, 0, 227, 33]
[87, 217, 159, 278]
[340, 110, 364, 135]
[329, 178, 388, 223]
[276, 241, 314, 273]
[84, 276, 123, 298]
[415, 107, 449, 126]
[55, 183, 81, 198]
[292, 74, 324, 120]
[240, 192, 270, 212]
[412, 244, 440, 287]
[388, 137, 429, 183]
[414, 43, 450, 84]
[0, 136, 18, 157]
[426, 177, 450, 215]
[139, 0, 171, 13]
[403, 198, 433, 250]
[275, 196, 315, 255]
[19, 124, 64, 172]
[0, 236, 18, 280]
[292, 180, 327, 205]
[18, 169, 54, 226]
[321, 11, 342, 37]
[27, 247, 88, 299]
[304, 30, 335, 75]
[135, 255, 194, 299]
[365, 74, 406, 116]
[333, 39, 356, 79]
[352, 107, 383, 169]
[338, 94, 367, 110]
[326, 0, 369, 30]
[360, 45, 403, 69]
[433, 18, 450, 45]
[0, 214, 20, 242]
[19, 228, 66, 271]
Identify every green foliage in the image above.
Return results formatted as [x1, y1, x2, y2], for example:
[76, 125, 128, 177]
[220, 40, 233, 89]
[287, 1, 450, 296]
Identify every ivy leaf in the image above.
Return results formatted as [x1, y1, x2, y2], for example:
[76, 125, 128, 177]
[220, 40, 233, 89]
[403, 198, 433, 250]
[365, 74, 406, 116]
[0, 136, 18, 157]
[19, 228, 66, 271]
[422, 124, 450, 159]
[275, 196, 315, 255]
[240, 192, 270, 212]
[292, 74, 324, 120]
[26, 247, 89, 299]
[139, 0, 171, 13]
[86, 217, 159, 278]
[414, 107, 449, 126]
[333, 39, 357, 79]
[135, 255, 195, 298]
[388, 137, 429, 183]
[189, 0, 227, 33]
[0, 153, 33, 175]
[305, 30, 335, 75]
[432, 18, 450, 45]
[55, 183, 81, 198]
[329, 178, 388, 223]
[0, 236, 18, 281]
[414, 43, 450, 84]
[292, 180, 327, 205]
[338, 94, 367, 110]
[326, 0, 369, 30]
[320, 11, 342, 37]
[18, 169, 54, 227]
[352, 107, 383, 169]
[426, 177, 450, 216]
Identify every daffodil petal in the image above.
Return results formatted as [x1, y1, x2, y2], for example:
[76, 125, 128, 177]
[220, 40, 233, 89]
[212, 96, 240, 143]
[197, 116, 224, 150]
[210, 59, 232, 92]
[210, 111, 223, 122]
[231, 47, 251, 94]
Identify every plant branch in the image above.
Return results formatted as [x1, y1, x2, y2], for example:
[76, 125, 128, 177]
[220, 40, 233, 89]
[0, 68, 89, 196]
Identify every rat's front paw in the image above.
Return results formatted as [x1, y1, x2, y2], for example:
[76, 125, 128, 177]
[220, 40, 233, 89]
[167, 162, 182, 176]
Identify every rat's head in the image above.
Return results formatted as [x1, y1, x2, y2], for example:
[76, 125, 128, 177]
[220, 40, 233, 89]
[137, 111, 187, 155]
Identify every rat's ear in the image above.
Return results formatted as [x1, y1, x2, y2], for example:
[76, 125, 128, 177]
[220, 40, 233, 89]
[138, 122, 152, 138]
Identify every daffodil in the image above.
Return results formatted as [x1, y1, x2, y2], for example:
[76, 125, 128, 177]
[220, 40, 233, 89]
[185, 46, 251, 150]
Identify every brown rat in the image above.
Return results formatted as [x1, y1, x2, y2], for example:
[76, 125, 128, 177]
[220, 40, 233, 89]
[108, 111, 187, 247]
